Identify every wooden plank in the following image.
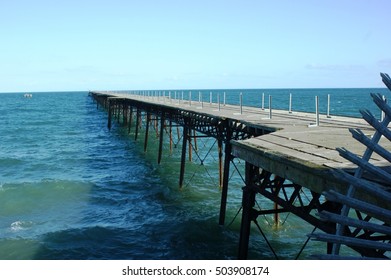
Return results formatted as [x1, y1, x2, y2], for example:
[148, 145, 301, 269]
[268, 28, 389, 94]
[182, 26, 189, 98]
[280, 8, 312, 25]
[246, 137, 342, 164]
[231, 140, 346, 195]
[244, 139, 333, 163]
[311, 232, 391, 251]
[269, 127, 373, 152]
[319, 211, 391, 235]
[311, 255, 379, 260]
[337, 147, 391, 183]
[324, 190, 391, 223]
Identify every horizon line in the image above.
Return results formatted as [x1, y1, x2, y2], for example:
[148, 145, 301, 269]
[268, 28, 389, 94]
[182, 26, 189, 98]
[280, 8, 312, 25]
[0, 86, 389, 94]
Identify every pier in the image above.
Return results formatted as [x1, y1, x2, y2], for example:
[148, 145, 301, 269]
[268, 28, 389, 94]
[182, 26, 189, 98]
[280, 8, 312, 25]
[89, 84, 391, 259]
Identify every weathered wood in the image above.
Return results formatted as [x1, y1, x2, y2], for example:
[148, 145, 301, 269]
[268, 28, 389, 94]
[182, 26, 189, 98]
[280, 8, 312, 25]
[371, 92, 391, 117]
[381, 72, 391, 91]
[311, 254, 379, 260]
[249, 135, 345, 163]
[307, 81, 391, 259]
[311, 232, 391, 252]
[350, 128, 391, 162]
[331, 89, 391, 256]
[336, 147, 391, 184]
[231, 139, 346, 196]
[318, 211, 391, 235]
[324, 190, 391, 224]
[360, 109, 391, 142]
[331, 169, 391, 203]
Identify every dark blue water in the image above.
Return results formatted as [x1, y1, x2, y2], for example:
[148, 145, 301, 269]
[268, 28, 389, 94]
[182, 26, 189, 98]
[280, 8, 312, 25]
[0, 88, 389, 259]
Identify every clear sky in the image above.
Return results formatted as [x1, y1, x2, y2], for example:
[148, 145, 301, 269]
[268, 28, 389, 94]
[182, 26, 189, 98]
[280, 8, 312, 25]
[0, 0, 390, 92]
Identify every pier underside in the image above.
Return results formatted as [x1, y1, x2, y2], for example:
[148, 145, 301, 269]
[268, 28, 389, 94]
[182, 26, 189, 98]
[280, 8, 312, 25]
[91, 93, 270, 227]
[236, 163, 391, 259]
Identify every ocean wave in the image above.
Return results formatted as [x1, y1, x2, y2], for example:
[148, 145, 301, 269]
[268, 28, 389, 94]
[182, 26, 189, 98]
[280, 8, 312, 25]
[0, 179, 95, 218]
[0, 158, 24, 165]
[10, 221, 34, 232]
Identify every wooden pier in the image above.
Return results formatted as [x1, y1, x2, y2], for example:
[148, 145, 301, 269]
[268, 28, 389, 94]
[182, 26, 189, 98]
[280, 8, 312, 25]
[89, 87, 391, 259]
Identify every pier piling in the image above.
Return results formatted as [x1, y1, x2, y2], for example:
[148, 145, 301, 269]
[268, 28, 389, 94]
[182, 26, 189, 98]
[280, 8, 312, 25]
[144, 112, 150, 152]
[179, 118, 189, 188]
[158, 115, 165, 164]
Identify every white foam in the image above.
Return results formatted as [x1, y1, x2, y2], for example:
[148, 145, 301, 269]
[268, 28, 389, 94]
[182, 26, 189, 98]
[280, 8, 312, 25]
[10, 221, 33, 232]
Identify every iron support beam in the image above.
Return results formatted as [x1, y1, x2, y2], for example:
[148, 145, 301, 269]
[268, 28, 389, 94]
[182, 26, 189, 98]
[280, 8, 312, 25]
[107, 99, 112, 130]
[179, 118, 189, 188]
[135, 108, 140, 141]
[219, 123, 232, 225]
[158, 114, 165, 164]
[128, 107, 133, 134]
[144, 112, 150, 152]
[238, 162, 258, 259]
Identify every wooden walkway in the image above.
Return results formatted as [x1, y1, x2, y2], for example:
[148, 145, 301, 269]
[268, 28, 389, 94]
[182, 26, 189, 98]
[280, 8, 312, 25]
[232, 112, 391, 206]
[90, 90, 391, 259]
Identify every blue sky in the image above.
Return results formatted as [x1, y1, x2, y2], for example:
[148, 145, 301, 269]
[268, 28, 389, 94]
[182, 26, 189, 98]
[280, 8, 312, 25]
[0, 0, 390, 92]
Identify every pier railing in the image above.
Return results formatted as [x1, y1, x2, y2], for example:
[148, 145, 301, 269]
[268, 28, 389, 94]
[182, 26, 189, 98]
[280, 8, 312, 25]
[106, 88, 388, 124]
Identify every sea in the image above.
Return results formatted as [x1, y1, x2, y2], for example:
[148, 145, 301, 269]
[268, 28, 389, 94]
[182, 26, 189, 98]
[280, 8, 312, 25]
[0, 88, 390, 260]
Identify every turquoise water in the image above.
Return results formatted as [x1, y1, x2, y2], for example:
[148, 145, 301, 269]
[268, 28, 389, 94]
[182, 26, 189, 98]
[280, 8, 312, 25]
[0, 88, 389, 259]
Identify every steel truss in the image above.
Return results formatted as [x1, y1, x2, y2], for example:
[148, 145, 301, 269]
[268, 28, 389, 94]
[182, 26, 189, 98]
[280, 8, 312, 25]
[238, 164, 338, 259]
[238, 163, 391, 259]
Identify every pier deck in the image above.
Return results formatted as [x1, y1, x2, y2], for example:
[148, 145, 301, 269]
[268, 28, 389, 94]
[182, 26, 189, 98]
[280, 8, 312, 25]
[99, 91, 389, 193]
[232, 119, 390, 194]
[90, 91, 391, 259]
